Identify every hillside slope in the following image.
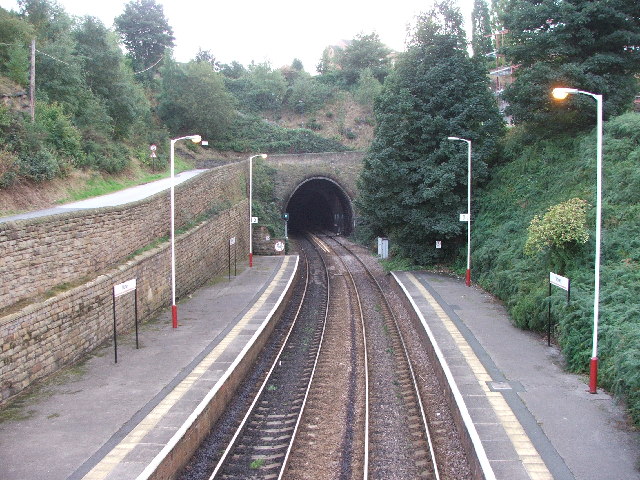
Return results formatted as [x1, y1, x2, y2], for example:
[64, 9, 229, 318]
[473, 112, 640, 424]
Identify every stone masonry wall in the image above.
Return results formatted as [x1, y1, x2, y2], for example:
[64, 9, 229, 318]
[0, 161, 248, 312]
[265, 151, 365, 208]
[0, 163, 248, 403]
[0, 200, 249, 404]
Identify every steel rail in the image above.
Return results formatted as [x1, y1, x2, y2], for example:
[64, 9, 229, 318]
[309, 233, 370, 480]
[323, 234, 441, 480]
[208, 242, 328, 479]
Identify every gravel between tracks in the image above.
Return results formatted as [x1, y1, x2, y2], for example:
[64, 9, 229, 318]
[344, 238, 473, 480]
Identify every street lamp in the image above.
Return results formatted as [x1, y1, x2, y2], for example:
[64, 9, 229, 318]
[170, 134, 201, 328]
[448, 136, 472, 287]
[552, 87, 603, 394]
[248, 153, 267, 267]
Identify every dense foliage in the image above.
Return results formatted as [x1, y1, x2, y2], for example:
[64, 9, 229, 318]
[0, 0, 362, 188]
[471, 0, 494, 59]
[357, 1, 504, 265]
[501, 0, 640, 131]
[114, 0, 174, 75]
[473, 113, 640, 423]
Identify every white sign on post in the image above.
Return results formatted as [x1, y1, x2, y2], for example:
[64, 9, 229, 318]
[459, 213, 470, 222]
[114, 279, 136, 297]
[251, 217, 259, 224]
[229, 237, 236, 245]
[435, 241, 442, 249]
[549, 272, 570, 291]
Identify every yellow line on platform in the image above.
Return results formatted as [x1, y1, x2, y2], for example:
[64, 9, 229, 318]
[82, 257, 292, 480]
[406, 273, 552, 480]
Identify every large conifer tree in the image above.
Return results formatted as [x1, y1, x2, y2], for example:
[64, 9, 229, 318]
[502, 0, 640, 131]
[357, 0, 503, 265]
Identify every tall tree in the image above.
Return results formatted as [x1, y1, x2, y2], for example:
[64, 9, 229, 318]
[158, 58, 236, 141]
[471, 0, 494, 60]
[358, 0, 504, 264]
[114, 0, 174, 74]
[501, 0, 640, 131]
[337, 32, 391, 85]
[74, 16, 150, 138]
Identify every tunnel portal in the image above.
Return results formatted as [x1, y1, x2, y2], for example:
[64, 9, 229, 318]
[285, 178, 354, 235]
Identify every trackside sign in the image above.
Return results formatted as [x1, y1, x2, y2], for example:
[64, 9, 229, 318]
[549, 272, 570, 291]
[113, 279, 137, 297]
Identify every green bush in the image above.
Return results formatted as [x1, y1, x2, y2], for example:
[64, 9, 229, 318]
[19, 149, 59, 181]
[215, 114, 348, 154]
[524, 198, 589, 255]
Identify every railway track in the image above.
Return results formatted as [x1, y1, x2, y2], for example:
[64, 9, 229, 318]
[182, 234, 470, 479]
[320, 234, 439, 479]
[205, 237, 329, 479]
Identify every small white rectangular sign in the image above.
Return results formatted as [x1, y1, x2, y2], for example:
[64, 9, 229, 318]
[114, 279, 136, 297]
[251, 217, 258, 224]
[229, 237, 236, 245]
[549, 272, 570, 291]
[435, 241, 442, 249]
[459, 213, 470, 222]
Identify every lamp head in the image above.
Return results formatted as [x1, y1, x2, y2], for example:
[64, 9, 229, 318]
[259, 153, 267, 159]
[189, 135, 202, 143]
[552, 87, 578, 100]
[448, 136, 460, 140]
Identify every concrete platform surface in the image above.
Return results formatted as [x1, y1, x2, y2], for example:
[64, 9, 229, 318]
[393, 271, 640, 480]
[0, 255, 296, 480]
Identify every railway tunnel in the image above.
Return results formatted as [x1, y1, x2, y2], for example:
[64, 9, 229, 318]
[285, 177, 354, 235]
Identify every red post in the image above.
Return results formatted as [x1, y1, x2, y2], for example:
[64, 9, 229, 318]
[249, 252, 253, 268]
[589, 357, 598, 393]
[465, 269, 471, 287]
[172, 305, 178, 329]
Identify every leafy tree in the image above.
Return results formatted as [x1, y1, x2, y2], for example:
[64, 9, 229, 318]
[224, 62, 287, 112]
[219, 61, 246, 79]
[16, 0, 88, 116]
[471, 0, 494, 60]
[336, 32, 391, 86]
[158, 58, 236, 141]
[291, 58, 304, 72]
[286, 74, 334, 113]
[5, 42, 30, 85]
[194, 48, 221, 71]
[114, 0, 174, 74]
[0, 7, 34, 83]
[74, 16, 151, 139]
[316, 47, 334, 75]
[353, 67, 382, 107]
[17, 0, 70, 42]
[357, 0, 504, 265]
[501, 0, 640, 132]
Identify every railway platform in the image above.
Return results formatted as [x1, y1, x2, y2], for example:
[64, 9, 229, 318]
[0, 255, 298, 480]
[393, 271, 639, 480]
[1, 253, 638, 480]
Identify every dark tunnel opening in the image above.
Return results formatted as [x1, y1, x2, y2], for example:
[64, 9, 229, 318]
[285, 178, 353, 235]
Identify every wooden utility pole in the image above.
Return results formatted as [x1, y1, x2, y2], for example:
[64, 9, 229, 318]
[30, 38, 35, 122]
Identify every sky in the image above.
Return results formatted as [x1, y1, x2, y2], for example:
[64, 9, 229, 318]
[0, 0, 476, 73]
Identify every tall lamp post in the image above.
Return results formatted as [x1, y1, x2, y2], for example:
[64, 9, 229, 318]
[170, 134, 201, 328]
[248, 153, 267, 267]
[448, 136, 472, 287]
[552, 87, 603, 394]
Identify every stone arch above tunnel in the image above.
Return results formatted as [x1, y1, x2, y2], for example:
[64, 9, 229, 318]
[285, 177, 354, 235]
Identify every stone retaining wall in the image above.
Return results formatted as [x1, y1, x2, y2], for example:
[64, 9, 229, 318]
[0, 161, 250, 404]
[0, 162, 248, 312]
